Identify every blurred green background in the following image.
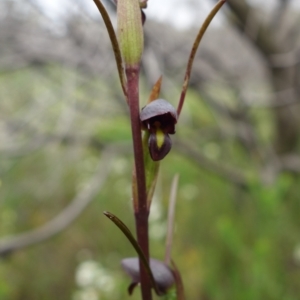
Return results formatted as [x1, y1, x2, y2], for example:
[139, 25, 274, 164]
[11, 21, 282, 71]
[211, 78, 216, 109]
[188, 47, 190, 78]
[1, 0, 300, 299]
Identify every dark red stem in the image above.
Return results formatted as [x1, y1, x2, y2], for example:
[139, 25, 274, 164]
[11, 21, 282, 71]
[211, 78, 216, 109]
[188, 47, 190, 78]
[126, 67, 152, 300]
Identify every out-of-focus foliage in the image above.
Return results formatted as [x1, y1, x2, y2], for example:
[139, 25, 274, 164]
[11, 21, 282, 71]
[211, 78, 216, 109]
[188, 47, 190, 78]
[0, 0, 300, 299]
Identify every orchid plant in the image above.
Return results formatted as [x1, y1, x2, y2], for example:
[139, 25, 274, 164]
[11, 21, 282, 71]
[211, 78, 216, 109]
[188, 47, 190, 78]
[91, 0, 226, 299]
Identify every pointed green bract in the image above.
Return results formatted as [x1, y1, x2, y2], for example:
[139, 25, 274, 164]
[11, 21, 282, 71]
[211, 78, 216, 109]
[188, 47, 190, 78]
[117, 0, 144, 67]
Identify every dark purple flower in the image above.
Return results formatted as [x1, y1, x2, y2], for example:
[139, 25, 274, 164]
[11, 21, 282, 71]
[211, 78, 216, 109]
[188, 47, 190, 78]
[140, 99, 177, 161]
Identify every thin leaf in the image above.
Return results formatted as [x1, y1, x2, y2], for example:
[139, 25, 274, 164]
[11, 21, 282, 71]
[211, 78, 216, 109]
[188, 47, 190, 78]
[92, 0, 127, 99]
[177, 0, 226, 117]
[103, 211, 163, 295]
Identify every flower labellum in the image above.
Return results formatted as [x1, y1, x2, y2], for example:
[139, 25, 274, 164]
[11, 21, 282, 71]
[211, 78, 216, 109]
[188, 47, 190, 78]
[140, 99, 177, 161]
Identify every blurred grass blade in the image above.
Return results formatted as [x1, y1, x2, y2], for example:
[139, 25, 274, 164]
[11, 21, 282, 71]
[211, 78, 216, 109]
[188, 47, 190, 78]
[92, 0, 127, 98]
[177, 0, 226, 116]
[165, 174, 179, 266]
[103, 211, 162, 295]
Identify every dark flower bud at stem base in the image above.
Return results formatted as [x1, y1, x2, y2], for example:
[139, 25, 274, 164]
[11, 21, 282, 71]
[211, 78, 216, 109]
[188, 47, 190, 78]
[140, 99, 177, 161]
[121, 257, 175, 295]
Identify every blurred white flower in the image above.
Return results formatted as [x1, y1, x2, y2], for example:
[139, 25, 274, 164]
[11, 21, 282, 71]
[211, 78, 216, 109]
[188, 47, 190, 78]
[76, 260, 100, 287]
[74, 259, 116, 298]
